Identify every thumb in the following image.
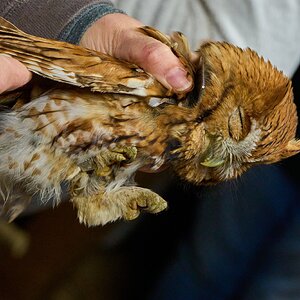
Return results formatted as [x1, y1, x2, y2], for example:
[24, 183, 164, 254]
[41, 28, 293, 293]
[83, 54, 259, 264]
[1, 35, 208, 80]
[0, 55, 31, 94]
[80, 14, 192, 93]
[118, 34, 193, 92]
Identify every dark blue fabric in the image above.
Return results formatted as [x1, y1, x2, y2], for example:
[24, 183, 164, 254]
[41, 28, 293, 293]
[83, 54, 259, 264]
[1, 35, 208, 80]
[150, 165, 299, 299]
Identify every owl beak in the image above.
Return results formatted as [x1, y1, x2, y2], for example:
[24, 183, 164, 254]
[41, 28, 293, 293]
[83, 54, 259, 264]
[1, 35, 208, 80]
[200, 157, 225, 167]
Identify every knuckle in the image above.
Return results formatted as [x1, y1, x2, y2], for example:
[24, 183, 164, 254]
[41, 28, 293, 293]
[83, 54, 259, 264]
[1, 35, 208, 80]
[141, 42, 171, 66]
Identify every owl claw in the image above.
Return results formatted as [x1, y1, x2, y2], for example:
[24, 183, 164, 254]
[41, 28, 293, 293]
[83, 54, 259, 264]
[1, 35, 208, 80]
[74, 146, 138, 180]
[79, 146, 138, 177]
[108, 146, 137, 163]
[71, 186, 168, 226]
[122, 187, 168, 221]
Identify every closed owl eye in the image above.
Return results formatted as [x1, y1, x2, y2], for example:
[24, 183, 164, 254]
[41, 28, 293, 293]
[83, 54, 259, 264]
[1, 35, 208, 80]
[228, 106, 251, 141]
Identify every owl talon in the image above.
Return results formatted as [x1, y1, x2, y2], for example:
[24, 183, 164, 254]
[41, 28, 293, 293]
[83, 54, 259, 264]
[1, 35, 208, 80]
[76, 146, 137, 179]
[71, 186, 167, 226]
[92, 146, 137, 177]
[123, 188, 168, 220]
[110, 146, 137, 163]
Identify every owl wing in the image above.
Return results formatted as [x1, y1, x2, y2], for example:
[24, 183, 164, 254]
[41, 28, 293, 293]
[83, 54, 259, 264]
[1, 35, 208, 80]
[0, 17, 171, 97]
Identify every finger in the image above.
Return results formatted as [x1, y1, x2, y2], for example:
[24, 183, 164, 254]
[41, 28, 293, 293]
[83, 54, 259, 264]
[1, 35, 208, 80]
[0, 55, 32, 94]
[118, 34, 193, 92]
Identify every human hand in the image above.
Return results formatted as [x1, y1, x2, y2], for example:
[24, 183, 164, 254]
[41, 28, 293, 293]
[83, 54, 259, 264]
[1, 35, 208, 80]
[0, 55, 31, 94]
[80, 13, 193, 93]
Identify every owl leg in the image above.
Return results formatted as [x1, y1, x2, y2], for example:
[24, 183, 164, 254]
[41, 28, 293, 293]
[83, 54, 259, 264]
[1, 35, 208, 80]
[70, 146, 167, 226]
[70, 146, 137, 195]
[71, 186, 167, 226]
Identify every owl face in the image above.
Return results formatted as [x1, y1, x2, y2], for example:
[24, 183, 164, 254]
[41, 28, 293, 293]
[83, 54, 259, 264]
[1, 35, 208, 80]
[173, 42, 300, 185]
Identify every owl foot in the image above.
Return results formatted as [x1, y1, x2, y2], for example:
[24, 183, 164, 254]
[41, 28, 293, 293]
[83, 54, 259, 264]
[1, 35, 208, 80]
[77, 146, 137, 177]
[94, 146, 137, 176]
[108, 145, 138, 163]
[71, 186, 167, 226]
[120, 187, 168, 221]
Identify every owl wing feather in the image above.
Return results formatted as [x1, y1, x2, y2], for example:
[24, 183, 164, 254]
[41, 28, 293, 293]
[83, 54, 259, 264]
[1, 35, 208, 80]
[0, 17, 170, 97]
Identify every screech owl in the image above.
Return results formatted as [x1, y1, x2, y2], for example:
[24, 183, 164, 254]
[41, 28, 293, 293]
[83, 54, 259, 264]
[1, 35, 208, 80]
[0, 17, 299, 226]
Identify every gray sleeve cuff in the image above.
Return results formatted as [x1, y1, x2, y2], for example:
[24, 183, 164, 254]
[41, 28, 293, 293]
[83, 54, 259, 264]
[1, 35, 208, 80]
[0, 1, 124, 43]
[58, 3, 124, 44]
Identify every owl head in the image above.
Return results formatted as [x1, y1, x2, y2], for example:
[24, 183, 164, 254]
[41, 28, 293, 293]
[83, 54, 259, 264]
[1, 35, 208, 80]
[173, 42, 300, 184]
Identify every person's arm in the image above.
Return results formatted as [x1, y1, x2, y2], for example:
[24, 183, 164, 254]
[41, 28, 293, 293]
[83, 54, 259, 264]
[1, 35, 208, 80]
[0, 1, 122, 41]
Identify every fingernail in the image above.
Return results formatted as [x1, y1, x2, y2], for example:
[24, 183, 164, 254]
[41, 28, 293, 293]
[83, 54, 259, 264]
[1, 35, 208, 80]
[165, 67, 192, 91]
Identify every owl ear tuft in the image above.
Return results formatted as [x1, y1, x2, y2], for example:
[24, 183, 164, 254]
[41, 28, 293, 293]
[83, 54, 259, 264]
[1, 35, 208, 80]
[282, 139, 300, 159]
[264, 82, 292, 114]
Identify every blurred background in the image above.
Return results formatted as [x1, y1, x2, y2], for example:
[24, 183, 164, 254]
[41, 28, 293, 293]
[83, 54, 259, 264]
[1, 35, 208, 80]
[0, 171, 198, 300]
